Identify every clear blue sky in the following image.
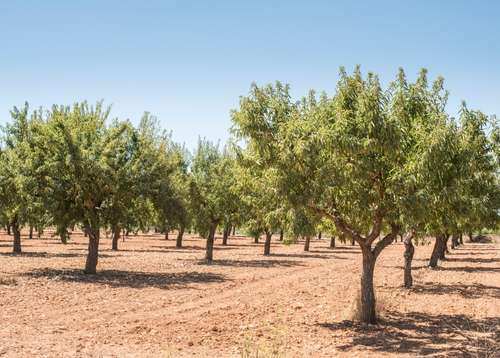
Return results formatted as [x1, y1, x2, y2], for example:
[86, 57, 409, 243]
[1, 0, 499, 149]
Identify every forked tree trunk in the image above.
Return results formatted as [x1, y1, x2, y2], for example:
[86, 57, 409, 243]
[264, 231, 272, 256]
[403, 233, 415, 288]
[112, 225, 120, 251]
[330, 236, 336, 248]
[279, 229, 284, 241]
[11, 221, 21, 254]
[176, 225, 185, 248]
[304, 236, 311, 252]
[429, 234, 445, 268]
[205, 223, 217, 263]
[222, 225, 229, 245]
[84, 226, 100, 274]
[360, 247, 376, 324]
[29, 226, 33, 240]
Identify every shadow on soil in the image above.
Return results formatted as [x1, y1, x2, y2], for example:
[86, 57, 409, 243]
[318, 311, 499, 356]
[196, 258, 305, 268]
[410, 282, 500, 299]
[0, 251, 113, 258]
[23, 268, 227, 289]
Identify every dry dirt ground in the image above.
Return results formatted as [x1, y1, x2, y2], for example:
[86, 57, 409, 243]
[0, 231, 498, 357]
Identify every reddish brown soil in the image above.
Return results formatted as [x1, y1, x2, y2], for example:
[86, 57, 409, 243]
[0, 232, 498, 357]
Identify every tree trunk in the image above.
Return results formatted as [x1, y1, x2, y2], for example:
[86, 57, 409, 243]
[7, 224, 11, 236]
[176, 225, 184, 248]
[360, 247, 377, 324]
[318, 232, 322, 240]
[60, 227, 68, 244]
[232, 226, 236, 236]
[12, 221, 21, 254]
[205, 223, 216, 263]
[222, 225, 229, 245]
[459, 234, 463, 245]
[439, 235, 449, 259]
[279, 229, 284, 241]
[264, 231, 272, 256]
[112, 225, 120, 251]
[451, 234, 459, 249]
[254, 236, 259, 244]
[329, 236, 336, 249]
[429, 234, 445, 268]
[468, 232, 474, 242]
[29, 226, 33, 240]
[84, 226, 100, 274]
[403, 233, 415, 288]
[351, 237, 355, 246]
[304, 236, 311, 252]
[164, 231, 169, 240]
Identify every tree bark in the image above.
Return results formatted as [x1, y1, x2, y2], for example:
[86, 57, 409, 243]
[360, 247, 376, 324]
[205, 223, 216, 263]
[164, 231, 169, 240]
[304, 236, 311, 252]
[429, 234, 445, 268]
[451, 234, 459, 249]
[232, 226, 236, 236]
[279, 229, 284, 241]
[176, 225, 184, 248]
[222, 225, 229, 245]
[264, 230, 272, 256]
[29, 226, 33, 240]
[11, 220, 21, 254]
[6, 224, 11, 236]
[60, 227, 68, 244]
[318, 232, 322, 240]
[254, 235, 259, 244]
[84, 226, 100, 274]
[403, 232, 415, 288]
[329, 236, 336, 249]
[439, 235, 449, 259]
[459, 234, 463, 245]
[112, 225, 120, 251]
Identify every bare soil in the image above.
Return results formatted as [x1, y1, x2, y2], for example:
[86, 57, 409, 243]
[0, 231, 498, 357]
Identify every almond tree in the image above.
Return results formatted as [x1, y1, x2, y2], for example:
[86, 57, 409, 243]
[232, 69, 446, 323]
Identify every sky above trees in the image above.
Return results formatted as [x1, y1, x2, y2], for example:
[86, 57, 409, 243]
[1, 0, 499, 149]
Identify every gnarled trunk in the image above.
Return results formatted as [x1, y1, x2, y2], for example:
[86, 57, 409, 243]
[329, 236, 336, 249]
[429, 234, 445, 268]
[360, 247, 376, 324]
[112, 225, 120, 251]
[176, 225, 185, 248]
[264, 230, 272, 256]
[84, 225, 100, 274]
[304, 236, 311, 252]
[403, 232, 415, 288]
[205, 223, 217, 263]
[11, 220, 21, 254]
[222, 225, 229, 245]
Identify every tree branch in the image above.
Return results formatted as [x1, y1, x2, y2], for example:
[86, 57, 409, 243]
[307, 203, 364, 243]
[372, 223, 399, 259]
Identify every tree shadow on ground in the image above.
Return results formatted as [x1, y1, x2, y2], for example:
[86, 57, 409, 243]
[410, 282, 500, 299]
[432, 266, 500, 273]
[318, 311, 499, 356]
[268, 253, 333, 259]
[23, 268, 227, 289]
[195, 258, 305, 268]
[445, 257, 500, 264]
[0, 251, 116, 258]
[150, 245, 238, 251]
